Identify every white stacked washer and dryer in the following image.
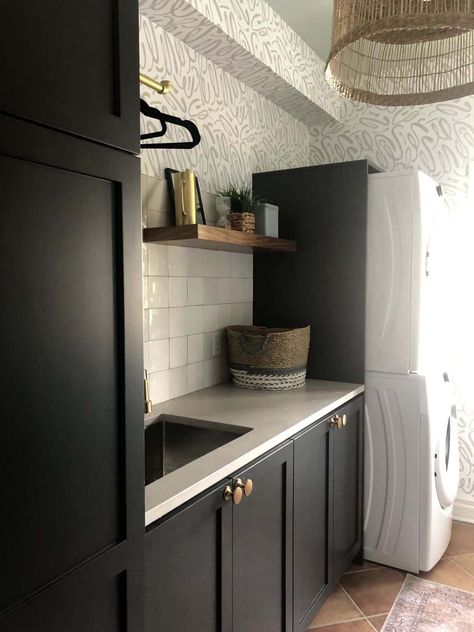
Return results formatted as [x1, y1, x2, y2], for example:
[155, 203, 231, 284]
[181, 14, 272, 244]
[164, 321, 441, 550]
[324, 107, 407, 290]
[364, 169, 460, 573]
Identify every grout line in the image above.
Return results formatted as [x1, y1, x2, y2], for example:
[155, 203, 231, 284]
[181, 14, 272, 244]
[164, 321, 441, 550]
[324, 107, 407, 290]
[309, 614, 366, 629]
[344, 567, 381, 574]
[338, 582, 368, 619]
[365, 616, 379, 632]
[449, 556, 474, 580]
[339, 581, 395, 619]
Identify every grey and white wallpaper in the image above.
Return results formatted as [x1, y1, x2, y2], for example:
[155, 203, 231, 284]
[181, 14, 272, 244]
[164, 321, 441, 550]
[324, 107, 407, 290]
[309, 99, 474, 516]
[309, 98, 474, 200]
[139, 0, 339, 125]
[140, 13, 311, 193]
[139, 4, 474, 516]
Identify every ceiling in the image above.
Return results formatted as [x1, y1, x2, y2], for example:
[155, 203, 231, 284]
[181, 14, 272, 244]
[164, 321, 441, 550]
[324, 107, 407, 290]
[266, 0, 333, 61]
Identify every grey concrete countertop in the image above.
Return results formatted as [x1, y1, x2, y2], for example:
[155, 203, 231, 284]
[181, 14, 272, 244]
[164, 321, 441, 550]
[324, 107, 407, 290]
[145, 379, 364, 526]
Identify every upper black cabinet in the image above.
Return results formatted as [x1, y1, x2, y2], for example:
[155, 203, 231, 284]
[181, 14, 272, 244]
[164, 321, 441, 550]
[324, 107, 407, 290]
[253, 161, 368, 384]
[0, 0, 139, 153]
[0, 117, 143, 630]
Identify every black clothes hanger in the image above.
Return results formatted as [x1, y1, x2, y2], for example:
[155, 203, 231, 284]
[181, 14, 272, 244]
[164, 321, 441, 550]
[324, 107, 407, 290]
[140, 99, 201, 150]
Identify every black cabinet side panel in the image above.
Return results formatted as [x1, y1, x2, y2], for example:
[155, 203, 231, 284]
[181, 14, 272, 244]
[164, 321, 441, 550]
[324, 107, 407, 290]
[253, 162, 368, 384]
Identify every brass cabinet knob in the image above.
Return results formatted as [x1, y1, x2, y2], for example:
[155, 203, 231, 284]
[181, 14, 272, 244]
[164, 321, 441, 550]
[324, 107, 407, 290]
[235, 478, 254, 497]
[224, 485, 243, 505]
[329, 415, 343, 429]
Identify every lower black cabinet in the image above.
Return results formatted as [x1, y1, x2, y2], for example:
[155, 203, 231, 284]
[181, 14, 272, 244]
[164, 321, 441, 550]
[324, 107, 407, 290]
[232, 442, 293, 632]
[293, 395, 364, 630]
[293, 418, 332, 632]
[145, 396, 363, 632]
[145, 442, 293, 632]
[145, 481, 232, 632]
[332, 397, 364, 582]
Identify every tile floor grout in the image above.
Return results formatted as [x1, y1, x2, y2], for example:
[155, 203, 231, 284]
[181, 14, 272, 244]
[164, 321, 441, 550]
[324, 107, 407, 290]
[309, 614, 365, 629]
[449, 555, 474, 580]
[307, 522, 474, 631]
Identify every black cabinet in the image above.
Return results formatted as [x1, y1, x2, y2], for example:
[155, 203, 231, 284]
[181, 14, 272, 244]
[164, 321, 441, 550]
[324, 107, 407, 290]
[232, 442, 293, 632]
[145, 442, 293, 632]
[293, 395, 364, 630]
[253, 162, 368, 385]
[145, 482, 233, 632]
[0, 1, 139, 152]
[332, 397, 364, 582]
[1, 2, 141, 627]
[0, 117, 143, 630]
[293, 417, 332, 632]
[145, 397, 363, 632]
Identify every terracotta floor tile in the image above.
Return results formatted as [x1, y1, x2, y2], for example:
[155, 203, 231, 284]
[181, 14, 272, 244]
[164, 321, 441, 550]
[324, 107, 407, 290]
[419, 557, 474, 592]
[346, 561, 380, 574]
[366, 614, 388, 631]
[339, 567, 405, 617]
[445, 521, 474, 557]
[451, 553, 474, 576]
[308, 585, 363, 628]
[311, 620, 374, 632]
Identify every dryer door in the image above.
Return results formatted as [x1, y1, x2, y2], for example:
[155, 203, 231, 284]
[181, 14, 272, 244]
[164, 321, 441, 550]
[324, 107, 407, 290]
[435, 408, 460, 509]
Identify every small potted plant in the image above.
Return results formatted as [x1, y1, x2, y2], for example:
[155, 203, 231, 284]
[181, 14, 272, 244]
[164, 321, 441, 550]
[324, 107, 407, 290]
[218, 185, 265, 233]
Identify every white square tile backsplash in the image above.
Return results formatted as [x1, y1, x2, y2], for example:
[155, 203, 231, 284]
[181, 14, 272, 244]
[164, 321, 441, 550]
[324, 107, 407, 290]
[170, 336, 187, 368]
[142, 173, 253, 404]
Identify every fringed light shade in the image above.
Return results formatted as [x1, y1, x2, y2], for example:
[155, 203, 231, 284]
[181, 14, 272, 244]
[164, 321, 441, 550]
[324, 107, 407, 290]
[325, 1, 474, 105]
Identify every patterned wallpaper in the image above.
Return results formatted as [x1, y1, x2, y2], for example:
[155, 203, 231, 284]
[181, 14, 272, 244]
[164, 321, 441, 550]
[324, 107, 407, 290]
[309, 98, 474, 516]
[139, 0, 339, 125]
[139, 13, 311, 193]
[139, 6, 473, 515]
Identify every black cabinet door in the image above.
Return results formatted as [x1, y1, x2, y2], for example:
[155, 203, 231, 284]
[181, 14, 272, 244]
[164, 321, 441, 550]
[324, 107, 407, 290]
[232, 442, 293, 632]
[0, 117, 143, 630]
[332, 396, 364, 583]
[293, 418, 332, 632]
[0, 1, 139, 152]
[0, 552, 129, 632]
[145, 482, 232, 632]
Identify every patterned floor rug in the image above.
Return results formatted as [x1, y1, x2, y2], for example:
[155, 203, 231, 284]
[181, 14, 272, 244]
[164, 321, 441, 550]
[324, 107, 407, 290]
[383, 573, 474, 631]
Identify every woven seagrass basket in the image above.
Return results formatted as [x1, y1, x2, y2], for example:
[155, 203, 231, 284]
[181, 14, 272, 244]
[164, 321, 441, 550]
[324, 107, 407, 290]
[230, 212, 255, 233]
[225, 325, 310, 391]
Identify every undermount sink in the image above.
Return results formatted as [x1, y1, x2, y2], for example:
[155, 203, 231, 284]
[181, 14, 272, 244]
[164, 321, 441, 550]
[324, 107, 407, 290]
[145, 416, 251, 485]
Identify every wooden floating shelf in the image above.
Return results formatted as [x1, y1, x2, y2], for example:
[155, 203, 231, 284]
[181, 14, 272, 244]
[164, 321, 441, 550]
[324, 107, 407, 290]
[143, 225, 296, 254]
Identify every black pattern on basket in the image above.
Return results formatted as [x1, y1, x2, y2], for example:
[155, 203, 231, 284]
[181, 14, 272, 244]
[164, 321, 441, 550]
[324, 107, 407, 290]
[226, 325, 310, 391]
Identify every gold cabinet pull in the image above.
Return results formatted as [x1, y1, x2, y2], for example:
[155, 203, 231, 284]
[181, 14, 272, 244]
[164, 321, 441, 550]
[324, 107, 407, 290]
[235, 478, 254, 497]
[329, 415, 343, 429]
[224, 484, 243, 505]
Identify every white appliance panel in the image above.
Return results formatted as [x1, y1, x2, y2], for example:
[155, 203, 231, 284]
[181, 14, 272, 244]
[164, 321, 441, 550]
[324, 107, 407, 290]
[366, 173, 414, 374]
[364, 372, 422, 573]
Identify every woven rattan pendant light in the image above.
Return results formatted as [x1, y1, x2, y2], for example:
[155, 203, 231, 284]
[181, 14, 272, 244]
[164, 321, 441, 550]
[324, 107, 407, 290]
[325, 1, 474, 105]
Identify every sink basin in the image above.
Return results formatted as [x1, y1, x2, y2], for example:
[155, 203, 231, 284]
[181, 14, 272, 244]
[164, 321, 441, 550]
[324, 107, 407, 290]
[145, 416, 251, 485]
